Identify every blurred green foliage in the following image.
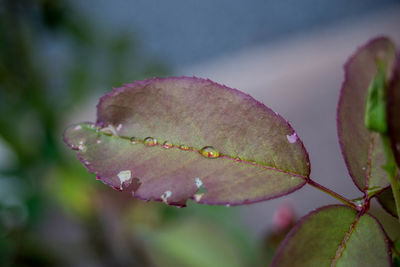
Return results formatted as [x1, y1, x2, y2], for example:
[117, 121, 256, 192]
[0, 0, 271, 266]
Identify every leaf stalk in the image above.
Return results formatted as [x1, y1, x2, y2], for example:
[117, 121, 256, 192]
[307, 179, 361, 211]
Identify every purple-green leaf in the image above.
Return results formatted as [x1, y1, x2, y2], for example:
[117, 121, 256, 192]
[271, 205, 391, 267]
[337, 37, 396, 192]
[388, 53, 400, 167]
[64, 77, 310, 206]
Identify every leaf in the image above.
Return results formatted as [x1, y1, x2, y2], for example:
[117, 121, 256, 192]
[388, 53, 400, 167]
[376, 186, 398, 218]
[337, 37, 396, 192]
[139, 219, 250, 267]
[271, 205, 391, 267]
[64, 77, 310, 206]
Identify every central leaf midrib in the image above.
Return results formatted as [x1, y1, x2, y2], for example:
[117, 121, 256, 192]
[86, 124, 308, 180]
[331, 212, 362, 266]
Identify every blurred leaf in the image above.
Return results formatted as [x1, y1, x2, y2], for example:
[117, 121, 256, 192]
[337, 37, 396, 192]
[376, 186, 398, 218]
[46, 165, 97, 218]
[140, 219, 248, 267]
[64, 77, 310, 206]
[393, 241, 400, 267]
[271, 205, 391, 267]
[388, 54, 400, 167]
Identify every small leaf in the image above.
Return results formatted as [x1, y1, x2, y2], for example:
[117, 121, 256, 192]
[388, 54, 400, 167]
[64, 77, 310, 206]
[376, 186, 398, 218]
[364, 60, 388, 133]
[337, 37, 396, 192]
[271, 205, 391, 267]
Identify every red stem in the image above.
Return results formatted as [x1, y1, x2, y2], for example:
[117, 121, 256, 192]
[307, 179, 361, 211]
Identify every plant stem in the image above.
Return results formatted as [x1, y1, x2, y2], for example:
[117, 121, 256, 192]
[381, 134, 400, 223]
[307, 179, 360, 210]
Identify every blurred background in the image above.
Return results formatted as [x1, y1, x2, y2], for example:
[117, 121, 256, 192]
[0, 0, 400, 266]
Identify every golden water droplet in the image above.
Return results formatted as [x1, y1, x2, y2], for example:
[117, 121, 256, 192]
[144, 137, 158, 146]
[200, 146, 220, 158]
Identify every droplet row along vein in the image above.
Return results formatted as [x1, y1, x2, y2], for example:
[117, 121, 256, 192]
[64, 77, 310, 206]
[77, 123, 307, 175]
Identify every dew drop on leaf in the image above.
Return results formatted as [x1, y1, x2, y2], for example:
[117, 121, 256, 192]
[200, 146, 220, 158]
[78, 141, 86, 152]
[117, 170, 132, 190]
[195, 177, 203, 188]
[130, 137, 139, 144]
[144, 137, 158, 146]
[286, 132, 298, 144]
[162, 141, 173, 148]
[161, 190, 172, 203]
[194, 193, 203, 202]
[116, 124, 123, 131]
[100, 125, 118, 136]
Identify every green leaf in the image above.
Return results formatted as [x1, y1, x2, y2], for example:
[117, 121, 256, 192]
[271, 205, 391, 267]
[337, 37, 396, 192]
[388, 54, 400, 167]
[376, 186, 398, 218]
[64, 77, 310, 206]
[139, 219, 250, 267]
[364, 60, 388, 133]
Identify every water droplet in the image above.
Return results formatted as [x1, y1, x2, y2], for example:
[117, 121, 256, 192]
[200, 146, 220, 158]
[286, 132, 298, 144]
[194, 193, 203, 202]
[78, 140, 86, 152]
[362, 166, 366, 171]
[74, 125, 82, 130]
[179, 144, 190, 151]
[195, 177, 203, 188]
[117, 170, 132, 190]
[161, 190, 172, 203]
[225, 204, 231, 207]
[144, 137, 158, 146]
[96, 139, 102, 144]
[162, 141, 173, 148]
[130, 137, 139, 144]
[100, 125, 118, 136]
